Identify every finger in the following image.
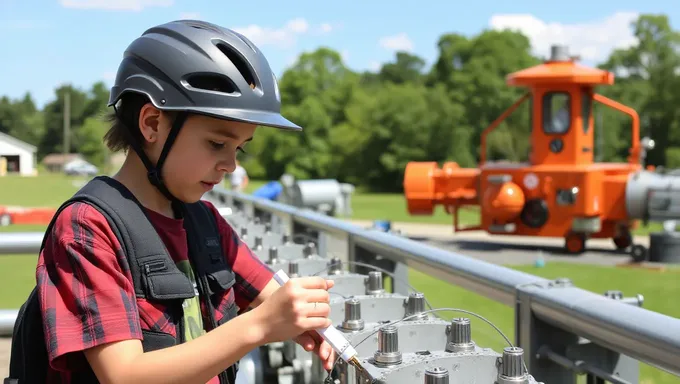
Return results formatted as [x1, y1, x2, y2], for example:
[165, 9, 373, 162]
[295, 333, 316, 351]
[296, 276, 334, 290]
[325, 350, 337, 371]
[305, 302, 331, 317]
[300, 317, 332, 330]
[304, 289, 331, 303]
[319, 340, 333, 360]
[326, 280, 335, 289]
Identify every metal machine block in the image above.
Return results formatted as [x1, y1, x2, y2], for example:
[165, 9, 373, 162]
[341, 319, 451, 357]
[329, 294, 411, 325]
[356, 350, 502, 384]
[319, 272, 369, 298]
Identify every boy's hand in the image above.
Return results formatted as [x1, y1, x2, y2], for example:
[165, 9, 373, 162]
[294, 331, 337, 371]
[251, 276, 335, 345]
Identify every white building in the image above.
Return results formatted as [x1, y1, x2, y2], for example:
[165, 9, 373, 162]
[0, 132, 37, 176]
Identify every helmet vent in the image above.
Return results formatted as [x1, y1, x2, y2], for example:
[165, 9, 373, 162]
[185, 73, 239, 94]
[184, 21, 222, 34]
[215, 42, 258, 91]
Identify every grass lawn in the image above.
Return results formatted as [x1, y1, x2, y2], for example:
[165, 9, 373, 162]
[0, 174, 677, 382]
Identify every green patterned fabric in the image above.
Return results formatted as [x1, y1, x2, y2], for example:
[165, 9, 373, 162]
[175, 260, 205, 341]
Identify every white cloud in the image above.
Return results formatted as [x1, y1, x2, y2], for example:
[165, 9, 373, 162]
[379, 33, 414, 52]
[368, 61, 381, 72]
[179, 12, 201, 20]
[232, 18, 312, 49]
[59, 0, 173, 11]
[319, 23, 333, 34]
[489, 11, 639, 63]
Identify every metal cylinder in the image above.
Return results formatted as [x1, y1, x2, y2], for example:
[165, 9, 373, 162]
[264, 222, 272, 233]
[0, 309, 18, 337]
[281, 234, 290, 244]
[501, 347, 525, 378]
[240, 227, 248, 238]
[625, 170, 680, 221]
[446, 317, 475, 353]
[342, 298, 364, 331]
[0, 232, 43, 254]
[268, 247, 279, 264]
[366, 271, 384, 295]
[405, 292, 427, 320]
[424, 367, 449, 384]
[303, 242, 317, 258]
[254, 236, 263, 249]
[550, 45, 569, 61]
[374, 325, 401, 365]
[288, 261, 299, 277]
[328, 257, 342, 275]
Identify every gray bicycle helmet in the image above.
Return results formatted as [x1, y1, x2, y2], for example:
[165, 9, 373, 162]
[107, 19, 301, 205]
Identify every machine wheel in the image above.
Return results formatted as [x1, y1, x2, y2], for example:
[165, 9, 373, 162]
[520, 199, 549, 229]
[648, 232, 680, 263]
[630, 244, 648, 263]
[613, 229, 633, 250]
[0, 213, 10, 227]
[565, 232, 586, 254]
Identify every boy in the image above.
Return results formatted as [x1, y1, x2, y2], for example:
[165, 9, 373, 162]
[37, 19, 336, 383]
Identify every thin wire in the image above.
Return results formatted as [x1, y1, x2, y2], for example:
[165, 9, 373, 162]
[325, 307, 526, 382]
[310, 259, 434, 311]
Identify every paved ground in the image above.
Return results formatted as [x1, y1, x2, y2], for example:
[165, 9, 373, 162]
[347, 219, 646, 266]
[0, 220, 652, 375]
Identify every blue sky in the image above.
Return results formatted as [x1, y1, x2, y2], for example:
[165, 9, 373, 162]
[0, 0, 678, 108]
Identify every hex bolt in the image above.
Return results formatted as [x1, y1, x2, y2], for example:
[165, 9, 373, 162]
[374, 325, 402, 366]
[342, 298, 364, 331]
[288, 261, 299, 277]
[405, 292, 427, 320]
[501, 347, 526, 378]
[424, 367, 449, 384]
[446, 317, 475, 353]
[254, 236, 263, 249]
[268, 247, 279, 265]
[365, 271, 384, 295]
[328, 257, 343, 275]
[303, 242, 317, 258]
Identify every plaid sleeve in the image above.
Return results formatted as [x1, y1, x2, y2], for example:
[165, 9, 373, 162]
[36, 202, 142, 372]
[203, 201, 274, 311]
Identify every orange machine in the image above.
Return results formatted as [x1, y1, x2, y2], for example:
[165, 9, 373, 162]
[404, 45, 646, 254]
[0, 205, 57, 227]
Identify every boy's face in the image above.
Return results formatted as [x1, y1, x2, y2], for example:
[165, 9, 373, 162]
[139, 105, 256, 202]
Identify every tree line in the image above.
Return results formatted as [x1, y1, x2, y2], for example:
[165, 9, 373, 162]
[1, 14, 679, 192]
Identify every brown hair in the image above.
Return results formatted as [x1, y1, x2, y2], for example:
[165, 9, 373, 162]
[103, 93, 177, 153]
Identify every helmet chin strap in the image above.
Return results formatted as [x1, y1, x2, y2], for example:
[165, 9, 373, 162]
[113, 106, 189, 217]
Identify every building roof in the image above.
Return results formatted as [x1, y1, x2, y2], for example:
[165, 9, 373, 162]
[0, 131, 37, 153]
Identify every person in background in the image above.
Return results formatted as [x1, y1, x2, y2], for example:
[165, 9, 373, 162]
[229, 159, 249, 192]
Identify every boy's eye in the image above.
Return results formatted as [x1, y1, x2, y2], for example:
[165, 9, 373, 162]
[210, 141, 225, 149]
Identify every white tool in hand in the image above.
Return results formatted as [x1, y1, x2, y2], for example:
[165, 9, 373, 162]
[272, 269, 364, 371]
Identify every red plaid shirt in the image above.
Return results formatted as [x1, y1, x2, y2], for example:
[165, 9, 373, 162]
[36, 200, 274, 383]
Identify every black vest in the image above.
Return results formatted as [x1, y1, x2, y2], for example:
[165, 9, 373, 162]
[5, 176, 239, 384]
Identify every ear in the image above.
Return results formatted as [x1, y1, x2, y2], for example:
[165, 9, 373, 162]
[138, 103, 162, 143]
